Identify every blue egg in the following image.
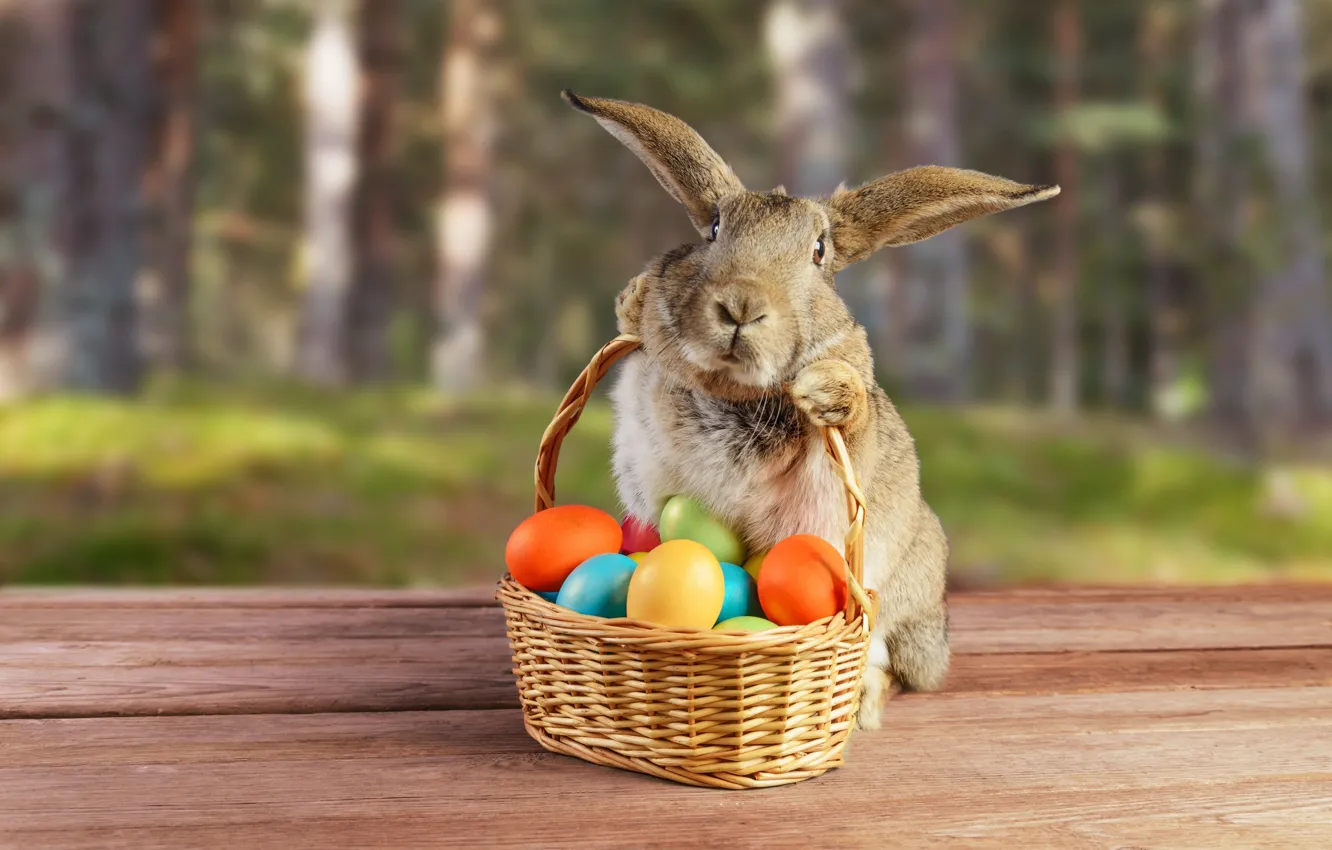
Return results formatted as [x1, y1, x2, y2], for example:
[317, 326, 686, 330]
[716, 562, 761, 624]
[537, 590, 559, 603]
[555, 553, 639, 618]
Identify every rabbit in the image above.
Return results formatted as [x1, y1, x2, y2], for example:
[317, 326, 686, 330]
[563, 90, 1058, 729]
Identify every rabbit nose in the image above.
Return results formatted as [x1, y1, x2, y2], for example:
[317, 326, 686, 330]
[716, 301, 767, 328]
[715, 287, 769, 329]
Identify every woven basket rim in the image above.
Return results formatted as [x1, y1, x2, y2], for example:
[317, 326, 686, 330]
[496, 573, 875, 652]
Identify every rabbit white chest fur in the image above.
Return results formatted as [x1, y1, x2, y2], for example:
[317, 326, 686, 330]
[610, 354, 851, 560]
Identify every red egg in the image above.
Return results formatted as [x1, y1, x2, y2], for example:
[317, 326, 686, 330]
[756, 534, 849, 626]
[620, 515, 661, 554]
[505, 505, 622, 592]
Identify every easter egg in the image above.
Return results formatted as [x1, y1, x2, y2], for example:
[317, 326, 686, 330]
[626, 539, 725, 630]
[658, 495, 747, 566]
[620, 515, 661, 554]
[714, 615, 779, 632]
[716, 562, 762, 623]
[537, 591, 559, 603]
[626, 552, 647, 563]
[757, 534, 849, 626]
[555, 553, 638, 619]
[743, 550, 768, 582]
[505, 505, 622, 592]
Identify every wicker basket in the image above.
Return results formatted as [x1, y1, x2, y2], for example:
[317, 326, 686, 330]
[495, 334, 877, 789]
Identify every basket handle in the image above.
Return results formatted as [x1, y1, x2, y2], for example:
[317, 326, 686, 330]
[533, 333, 874, 626]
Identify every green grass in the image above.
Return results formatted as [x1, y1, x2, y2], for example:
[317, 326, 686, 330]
[0, 380, 1329, 587]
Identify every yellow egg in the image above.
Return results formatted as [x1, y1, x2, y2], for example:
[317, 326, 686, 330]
[743, 550, 768, 582]
[626, 539, 725, 630]
[627, 552, 647, 563]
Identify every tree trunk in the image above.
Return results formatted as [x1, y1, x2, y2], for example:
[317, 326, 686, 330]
[1139, 0, 1182, 418]
[294, 0, 357, 386]
[431, 0, 500, 393]
[765, 0, 853, 198]
[71, 0, 152, 392]
[1195, 0, 1332, 446]
[994, 218, 1037, 404]
[139, 0, 199, 374]
[765, 0, 874, 332]
[1244, 0, 1332, 430]
[346, 0, 401, 383]
[0, 1, 43, 398]
[1049, 0, 1080, 412]
[4, 0, 150, 395]
[900, 0, 969, 403]
[1196, 0, 1251, 430]
[1098, 162, 1129, 408]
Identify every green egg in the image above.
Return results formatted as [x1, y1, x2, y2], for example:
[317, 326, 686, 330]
[658, 495, 747, 566]
[713, 615, 779, 632]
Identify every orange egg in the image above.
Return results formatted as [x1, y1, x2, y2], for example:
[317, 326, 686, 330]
[505, 505, 622, 592]
[756, 534, 849, 626]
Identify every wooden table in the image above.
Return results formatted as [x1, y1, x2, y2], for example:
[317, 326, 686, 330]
[2, 584, 1331, 849]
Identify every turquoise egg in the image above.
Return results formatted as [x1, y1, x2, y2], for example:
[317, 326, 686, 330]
[716, 562, 761, 624]
[555, 553, 639, 618]
[537, 591, 559, 602]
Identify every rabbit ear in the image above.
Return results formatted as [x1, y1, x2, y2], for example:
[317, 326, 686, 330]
[826, 166, 1059, 269]
[562, 90, 745, 235]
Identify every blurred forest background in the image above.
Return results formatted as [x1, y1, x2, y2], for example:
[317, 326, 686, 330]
[1, 0, 1330, 589]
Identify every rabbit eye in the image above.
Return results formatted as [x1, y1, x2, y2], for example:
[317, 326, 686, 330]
[813, 237, 826, 264]
[710, 217, 720, 241]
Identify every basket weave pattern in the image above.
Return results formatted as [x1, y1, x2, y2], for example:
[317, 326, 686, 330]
[496, 334, 875, 789]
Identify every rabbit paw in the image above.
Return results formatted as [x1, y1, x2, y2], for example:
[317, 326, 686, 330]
[856, 667, 898, 731]
[791, 360, 867, 429]
[615, 274, 647, 336]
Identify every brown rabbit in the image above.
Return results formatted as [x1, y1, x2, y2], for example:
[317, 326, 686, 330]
[564, 90, 1058, 729]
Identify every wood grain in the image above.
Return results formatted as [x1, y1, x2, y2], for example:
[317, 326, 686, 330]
[0, 711, 538, 769]
[945, 646, 1332, 694]
[5, 593, 1329, 649]
[3, 689, 1330, 849]
[5, 640, 1329, 719]
[948, 598, 1332, 653]
[6, 688, 1330, 769]
[8, 794, 1330, 850]
[4, 581, 1329, 609]
[4, 594, 1330, 718]
[0, 586, 500, 608]
[950, 582, 1332, 603]
[0, 661, 516, 719]
[0, 606, 504, 642]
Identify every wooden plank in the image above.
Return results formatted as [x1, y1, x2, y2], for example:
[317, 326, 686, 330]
[0, 586, 500, 608]
[0, 606, 504, 642]
[5, 637, 1330, 720]
[0, 607, 516, 718]
[0, 711, 537, 769]
[2, 581, 1328, 610]
[8, 793, 1330, 850]
[3, 689, 1330, 849]
[0, 661, 516, 719]
[949, 598, 1332, 653]
[5, 687, 1330, 769]
[951, 582, 1332, 603]
[946, 646, 1332, 694]
[4, 597, 1330, 719]
[4, 593, 1329, 651]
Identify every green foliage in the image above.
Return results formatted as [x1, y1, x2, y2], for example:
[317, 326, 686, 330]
[1, 386, 1328, 586]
